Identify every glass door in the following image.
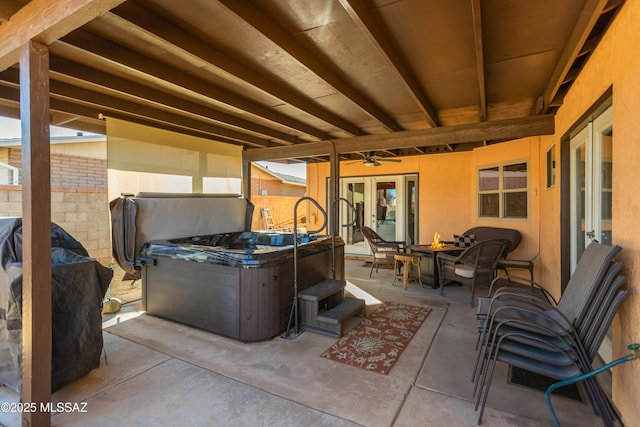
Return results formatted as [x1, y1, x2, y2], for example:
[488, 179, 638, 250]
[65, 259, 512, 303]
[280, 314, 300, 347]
[405, 176, 418, 246]
[342, 178, 369, 255]
[372, 177, 400, 242]
[569, 106, 613, 362]
[339, 175, 415, 256]
[592, 107, 613, 247]
[570, 106, 613, 270]
[570, 125, 590, 270]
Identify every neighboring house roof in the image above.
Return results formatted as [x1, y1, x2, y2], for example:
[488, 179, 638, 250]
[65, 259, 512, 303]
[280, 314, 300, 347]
[273, 172, 306, 186]
[253, 163, 306, 187]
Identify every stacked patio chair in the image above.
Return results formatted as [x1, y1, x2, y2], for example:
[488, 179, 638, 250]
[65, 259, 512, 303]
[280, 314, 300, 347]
[472, 242, 627, 426]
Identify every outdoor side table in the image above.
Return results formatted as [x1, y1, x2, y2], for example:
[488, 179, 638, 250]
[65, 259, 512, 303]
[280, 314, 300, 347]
[408, 245, 465, 289]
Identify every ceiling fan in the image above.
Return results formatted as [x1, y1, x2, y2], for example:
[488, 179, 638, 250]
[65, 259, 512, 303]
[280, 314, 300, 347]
[348, 151, 402, 167]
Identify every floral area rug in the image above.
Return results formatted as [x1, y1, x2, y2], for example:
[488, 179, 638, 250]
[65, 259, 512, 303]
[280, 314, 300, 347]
[320, 302, 431, 375]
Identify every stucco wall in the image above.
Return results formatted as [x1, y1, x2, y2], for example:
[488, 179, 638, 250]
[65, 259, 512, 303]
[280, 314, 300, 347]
[538, 2, 640, 422]
[415, 151, 473, 243]
[306, 143, 539, 264]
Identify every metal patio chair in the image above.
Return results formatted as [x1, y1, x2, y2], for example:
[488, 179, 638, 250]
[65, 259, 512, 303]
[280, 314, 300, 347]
[438, 239, 510, 307]
[475, 278, 627, 426]
[472, 242, 625, 426]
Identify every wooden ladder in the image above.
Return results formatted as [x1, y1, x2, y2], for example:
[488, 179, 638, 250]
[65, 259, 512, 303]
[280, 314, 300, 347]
[261, 208, 276, 230]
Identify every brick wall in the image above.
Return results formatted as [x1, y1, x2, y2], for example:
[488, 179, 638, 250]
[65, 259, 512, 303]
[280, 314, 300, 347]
[250, 177, 305, 197]
[8, 148, 107, 190]
[0, 185, 112, 264]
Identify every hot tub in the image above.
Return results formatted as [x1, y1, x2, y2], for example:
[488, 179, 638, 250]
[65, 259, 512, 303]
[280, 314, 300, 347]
[140, 231, 343, 341]
[110, 193, 342, 342]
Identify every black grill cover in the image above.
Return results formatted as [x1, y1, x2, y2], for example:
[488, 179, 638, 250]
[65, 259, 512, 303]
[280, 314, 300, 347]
[0, 218, 112, 393]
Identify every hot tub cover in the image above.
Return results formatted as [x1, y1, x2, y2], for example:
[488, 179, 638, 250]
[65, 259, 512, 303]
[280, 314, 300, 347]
[141, 231, 337, 267]
[0, 218, 112, 393]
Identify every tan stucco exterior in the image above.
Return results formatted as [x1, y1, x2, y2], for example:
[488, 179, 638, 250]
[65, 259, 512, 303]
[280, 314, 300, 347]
[307, 139, 541, 275]
[307, 2, 640, 423]
[539, 1, 640, 420]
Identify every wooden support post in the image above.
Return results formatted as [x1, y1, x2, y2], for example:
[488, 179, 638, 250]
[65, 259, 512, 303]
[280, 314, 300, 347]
[20, 39, 52, 427]
[242, 158, 251, 198]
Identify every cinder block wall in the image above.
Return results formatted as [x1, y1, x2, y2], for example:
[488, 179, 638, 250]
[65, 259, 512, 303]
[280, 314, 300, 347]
[0, 185, 111, 265]
[0, 187, 111, 264]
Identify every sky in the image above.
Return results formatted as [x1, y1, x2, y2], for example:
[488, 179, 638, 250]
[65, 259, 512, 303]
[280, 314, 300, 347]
[256, 161, 306, 179]
[0, 116, 307, 178]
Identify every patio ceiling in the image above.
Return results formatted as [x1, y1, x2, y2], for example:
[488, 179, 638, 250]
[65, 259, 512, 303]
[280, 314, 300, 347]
[0, 0, 624, 163]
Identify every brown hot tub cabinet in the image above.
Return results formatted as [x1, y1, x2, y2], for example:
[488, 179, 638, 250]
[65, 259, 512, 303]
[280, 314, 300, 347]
[110, 193, 345, 342]
[140, 232, 344, 342]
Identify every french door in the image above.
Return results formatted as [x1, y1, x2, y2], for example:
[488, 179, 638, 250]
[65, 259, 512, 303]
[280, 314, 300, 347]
[570, 106, 613, 270]
[569, 106, 613, 362]
[340, 175, 417, 255]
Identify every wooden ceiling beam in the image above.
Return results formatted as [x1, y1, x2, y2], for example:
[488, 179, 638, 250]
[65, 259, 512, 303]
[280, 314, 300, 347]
[471, 0, 487, 122]
[0, 100, 104, 135]
[244, 140, 331, 161]
[0, 82, 290, 146]
[58, 29, 333, 141]
[109, 2, 364, 137]
[244, 114, 554, 162]
[0, 69, 273, 147]
[49, 97, 243, 145]
[48, 56, 300, 145]
[542, 0, 609, 113]
[337, 114, 555, 153]
[53, 84, 273, 147]
[219, 0, 403, 132]
[0, 0, 23, 23]
[0, 0, 125, 71]
[338, 0, 440, 128]
[50, 111, 80, 126]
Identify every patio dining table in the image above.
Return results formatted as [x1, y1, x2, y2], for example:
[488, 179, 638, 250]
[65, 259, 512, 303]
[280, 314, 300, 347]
[408, 244, 465, 289]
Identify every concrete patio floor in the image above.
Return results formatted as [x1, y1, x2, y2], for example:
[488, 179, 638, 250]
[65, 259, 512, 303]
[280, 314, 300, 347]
[0, 259, 609, 427]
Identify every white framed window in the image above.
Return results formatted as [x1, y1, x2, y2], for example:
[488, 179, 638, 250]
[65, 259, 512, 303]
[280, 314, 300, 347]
[478, 161, 528, 219]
